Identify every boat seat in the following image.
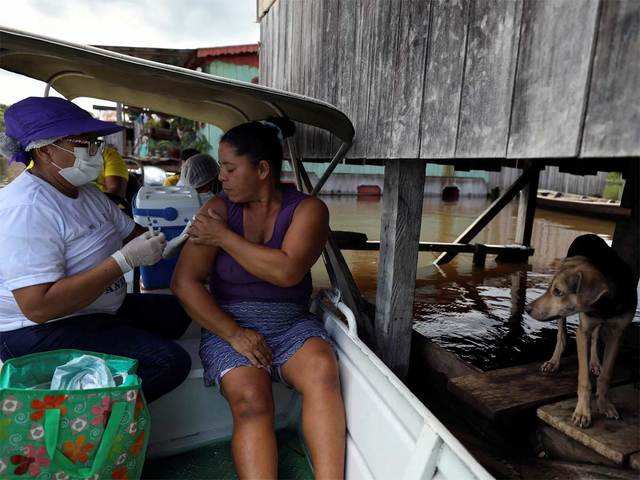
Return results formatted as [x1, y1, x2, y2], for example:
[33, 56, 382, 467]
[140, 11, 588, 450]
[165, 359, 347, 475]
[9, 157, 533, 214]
[147, 321, 301, 458]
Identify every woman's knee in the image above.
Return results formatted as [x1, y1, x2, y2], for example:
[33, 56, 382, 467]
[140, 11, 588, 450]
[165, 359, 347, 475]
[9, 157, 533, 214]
[226, 384, 274, 421]
[297, 349, 341, 394]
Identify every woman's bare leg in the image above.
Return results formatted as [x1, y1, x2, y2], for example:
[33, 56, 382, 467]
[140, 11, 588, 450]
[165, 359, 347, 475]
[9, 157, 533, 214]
[220, 366, 277, 479]
[281, 338, 346, 480]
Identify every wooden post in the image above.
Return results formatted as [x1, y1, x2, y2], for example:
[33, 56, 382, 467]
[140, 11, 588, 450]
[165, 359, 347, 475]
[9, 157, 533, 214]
[509, 270, 528, 323]
[375, 159, 426, 380]
[472, 244, 487, 268]
[612, 161, 639, 283]
[515, 167, 540, 246]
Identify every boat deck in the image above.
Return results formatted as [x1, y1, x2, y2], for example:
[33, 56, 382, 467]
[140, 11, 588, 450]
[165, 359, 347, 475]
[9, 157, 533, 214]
[447, 356, 632, 421]
[142, 428, 313, 479]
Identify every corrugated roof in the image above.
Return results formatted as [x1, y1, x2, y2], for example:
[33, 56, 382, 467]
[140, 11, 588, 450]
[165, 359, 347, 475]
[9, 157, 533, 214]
[196, 44, 259, 58]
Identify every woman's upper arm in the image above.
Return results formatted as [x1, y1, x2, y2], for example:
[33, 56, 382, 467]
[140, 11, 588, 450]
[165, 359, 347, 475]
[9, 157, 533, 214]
[171, 196, 227, 287]
[281, 197, 329, 271]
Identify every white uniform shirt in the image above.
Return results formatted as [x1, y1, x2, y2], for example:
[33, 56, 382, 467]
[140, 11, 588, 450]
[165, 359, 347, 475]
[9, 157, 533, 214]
[0, 171, 135, 332]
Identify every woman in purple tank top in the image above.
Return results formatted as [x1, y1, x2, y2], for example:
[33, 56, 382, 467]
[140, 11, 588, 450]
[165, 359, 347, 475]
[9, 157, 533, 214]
[172, 117, 345, 479]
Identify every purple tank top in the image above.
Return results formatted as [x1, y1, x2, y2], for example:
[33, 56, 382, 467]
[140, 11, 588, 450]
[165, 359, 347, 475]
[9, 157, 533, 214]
[209, 185, 313, 305]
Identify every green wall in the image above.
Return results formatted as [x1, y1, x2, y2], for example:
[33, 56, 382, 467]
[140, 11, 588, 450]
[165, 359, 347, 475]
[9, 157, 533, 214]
[200, 60, 259, 159]
[203, 61, 258, 83]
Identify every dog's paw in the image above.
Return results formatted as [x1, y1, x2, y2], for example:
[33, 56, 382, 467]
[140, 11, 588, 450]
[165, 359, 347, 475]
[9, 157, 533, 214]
[596, 398, 620, 420]
[540, 361, 560, 375]
[572, 406, 592, 428]
[589, 361, 602, 376]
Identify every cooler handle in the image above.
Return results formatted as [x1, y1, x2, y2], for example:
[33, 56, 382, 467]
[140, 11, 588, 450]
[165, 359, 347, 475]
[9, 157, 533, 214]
[132, 207, 178, 221]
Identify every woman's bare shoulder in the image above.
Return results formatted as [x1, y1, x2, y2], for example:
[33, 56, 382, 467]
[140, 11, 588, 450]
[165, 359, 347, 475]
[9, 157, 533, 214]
[292, 195, 329, 224]
[199, 195, 228, 220]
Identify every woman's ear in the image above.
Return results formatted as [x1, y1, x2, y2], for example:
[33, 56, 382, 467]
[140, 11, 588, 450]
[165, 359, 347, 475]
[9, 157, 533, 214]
[258, 159, 271, 180]
[32, 145, 52, 163]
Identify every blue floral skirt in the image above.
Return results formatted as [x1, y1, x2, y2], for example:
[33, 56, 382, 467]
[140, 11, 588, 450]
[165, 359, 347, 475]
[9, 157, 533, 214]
[200, 301, 332, 387]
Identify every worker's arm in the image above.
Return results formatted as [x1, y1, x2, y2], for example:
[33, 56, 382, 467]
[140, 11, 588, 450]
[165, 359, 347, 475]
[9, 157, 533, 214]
[12, 258, 126, 323]
[12, 230, 165, 324]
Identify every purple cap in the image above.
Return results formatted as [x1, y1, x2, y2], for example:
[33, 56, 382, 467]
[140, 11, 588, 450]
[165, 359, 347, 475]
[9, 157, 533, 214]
[2, 97, 124, 164]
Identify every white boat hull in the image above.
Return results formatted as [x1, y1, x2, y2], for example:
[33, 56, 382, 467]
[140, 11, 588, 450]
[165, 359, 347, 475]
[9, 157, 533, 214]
[147, 294, 493, 479]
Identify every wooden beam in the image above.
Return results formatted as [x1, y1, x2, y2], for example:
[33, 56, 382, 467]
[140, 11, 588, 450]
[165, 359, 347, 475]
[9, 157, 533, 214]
[375, 159, 426, 379]
[515, 166, 540, 246]
[434, 166, 539, 265]
[339, 240, 534, 259]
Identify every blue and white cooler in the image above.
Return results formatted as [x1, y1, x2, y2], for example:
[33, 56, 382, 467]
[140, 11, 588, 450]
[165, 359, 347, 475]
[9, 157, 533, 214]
[133, 186, 203, 289]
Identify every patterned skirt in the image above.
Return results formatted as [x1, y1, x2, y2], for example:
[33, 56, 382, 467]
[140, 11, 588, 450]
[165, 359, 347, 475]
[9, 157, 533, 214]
[199, 301, 332, 387]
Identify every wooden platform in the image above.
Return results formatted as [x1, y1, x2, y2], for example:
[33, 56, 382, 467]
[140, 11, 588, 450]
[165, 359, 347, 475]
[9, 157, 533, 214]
[537, 384, 639, 467]
[447, 356, 631, 421]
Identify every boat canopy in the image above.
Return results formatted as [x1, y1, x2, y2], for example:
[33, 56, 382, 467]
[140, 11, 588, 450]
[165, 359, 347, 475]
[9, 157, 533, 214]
[0, 27, 355, 143]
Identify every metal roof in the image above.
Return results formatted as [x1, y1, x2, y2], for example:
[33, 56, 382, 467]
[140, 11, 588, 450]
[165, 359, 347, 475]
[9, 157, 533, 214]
[196, 44, 259, 58]
[0, 27, 354, 143]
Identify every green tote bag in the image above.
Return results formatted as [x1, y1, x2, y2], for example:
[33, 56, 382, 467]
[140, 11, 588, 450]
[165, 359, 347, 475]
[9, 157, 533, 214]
[0, 350, 150, 480]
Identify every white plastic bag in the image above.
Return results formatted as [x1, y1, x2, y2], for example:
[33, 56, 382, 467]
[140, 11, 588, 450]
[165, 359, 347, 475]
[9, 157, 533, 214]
[51, 355, 116, 390]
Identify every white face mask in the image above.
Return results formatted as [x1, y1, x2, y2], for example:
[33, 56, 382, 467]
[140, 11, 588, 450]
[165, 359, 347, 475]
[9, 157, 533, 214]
[50, 144, 104, 186]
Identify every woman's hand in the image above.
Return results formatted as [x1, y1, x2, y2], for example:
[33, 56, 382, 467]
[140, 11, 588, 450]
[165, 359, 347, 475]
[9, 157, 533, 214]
[227, 327, 273, 369]
[188, 208, 230, 247]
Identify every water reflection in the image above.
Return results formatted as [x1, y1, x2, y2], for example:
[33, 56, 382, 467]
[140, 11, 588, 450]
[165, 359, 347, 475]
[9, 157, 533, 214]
[312, 195, 638, 371]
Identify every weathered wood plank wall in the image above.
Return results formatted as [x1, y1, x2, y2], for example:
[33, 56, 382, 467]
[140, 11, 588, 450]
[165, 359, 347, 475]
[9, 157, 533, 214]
[507, 0, 600, 158]
[582, 0, 640, 157]
[456, 0, 521, 158]
[259, 0, 639, 162]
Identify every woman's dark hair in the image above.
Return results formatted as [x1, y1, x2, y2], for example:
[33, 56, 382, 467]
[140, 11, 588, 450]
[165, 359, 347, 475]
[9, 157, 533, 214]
[220, 116, 295, 184]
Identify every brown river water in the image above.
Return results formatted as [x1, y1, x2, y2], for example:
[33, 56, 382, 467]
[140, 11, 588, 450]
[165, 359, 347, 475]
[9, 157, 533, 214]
[313, 195, 639, 371]
[1, 165, 636, 371]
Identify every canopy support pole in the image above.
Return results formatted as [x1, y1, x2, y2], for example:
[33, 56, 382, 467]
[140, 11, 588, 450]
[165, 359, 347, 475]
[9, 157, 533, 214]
[286, 138, 304, 191]
[44, 71, 94, 97]
[311, 141, 352, 196]
[292, 151, 376, 344]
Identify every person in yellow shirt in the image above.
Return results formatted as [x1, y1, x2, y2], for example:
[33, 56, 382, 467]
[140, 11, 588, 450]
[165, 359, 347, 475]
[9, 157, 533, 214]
[163, 148, 200, 186]
[95, 145, 129, 198]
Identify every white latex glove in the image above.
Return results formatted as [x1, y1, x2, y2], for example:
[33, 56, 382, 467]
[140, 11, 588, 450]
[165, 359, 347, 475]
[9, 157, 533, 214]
[111, 230, 166, 274]
[162, 219, 193, 259]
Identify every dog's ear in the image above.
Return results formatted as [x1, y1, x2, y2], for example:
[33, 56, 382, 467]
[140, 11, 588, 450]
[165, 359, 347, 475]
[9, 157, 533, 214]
[577, 273, 609, 307]
[567, 271, 582, 294]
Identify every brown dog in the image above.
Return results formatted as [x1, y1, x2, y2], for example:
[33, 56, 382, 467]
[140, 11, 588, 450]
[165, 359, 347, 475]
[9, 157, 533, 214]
[526, 234, 637, 428]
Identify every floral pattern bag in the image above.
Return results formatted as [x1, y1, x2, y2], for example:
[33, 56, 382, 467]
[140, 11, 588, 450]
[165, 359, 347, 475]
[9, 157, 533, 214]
[0, 350, 150, 480]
